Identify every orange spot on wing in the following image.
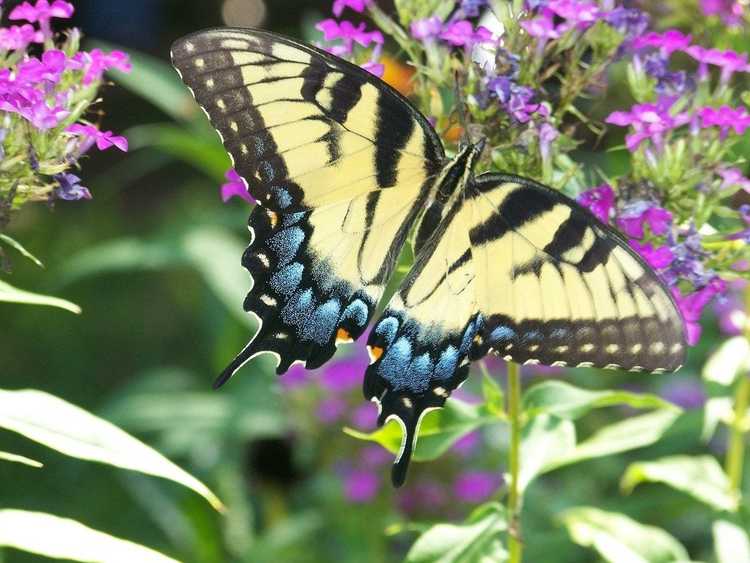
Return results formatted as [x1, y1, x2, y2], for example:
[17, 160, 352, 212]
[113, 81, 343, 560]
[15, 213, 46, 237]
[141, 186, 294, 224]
[267, 210, 278, 228]
[368, 345, 384, 362]
[336, 328, 352, 342]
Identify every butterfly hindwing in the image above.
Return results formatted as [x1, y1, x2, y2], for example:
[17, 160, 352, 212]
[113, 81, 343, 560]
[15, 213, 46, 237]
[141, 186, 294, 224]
[468, 174, 686, 372]
[171, 27, 443, 212]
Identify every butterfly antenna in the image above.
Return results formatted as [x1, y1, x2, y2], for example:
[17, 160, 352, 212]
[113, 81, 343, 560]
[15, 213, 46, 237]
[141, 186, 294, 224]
[453, 68, 472, 147]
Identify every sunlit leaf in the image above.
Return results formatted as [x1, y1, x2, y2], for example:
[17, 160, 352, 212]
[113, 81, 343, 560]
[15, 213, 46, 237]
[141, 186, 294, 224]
[405, 502, 508, 563]
[0, 389, 224, 511]
[519, 414, 575, 491]
[702, 397, 734, 442]
[522, 381, 674, 420]
[0, 234, 43, 267]
[344, 399, 497, 462]
[0, 279, 81, 314]
[0, 510, 178, 563]
[702, 336, 750, 386]
[0, 451, 42, 468]
[481, 369, 505, 417]
[714, 520, 750, 563]
[560, 506, 690, 563]
[621, 455, 739, 512]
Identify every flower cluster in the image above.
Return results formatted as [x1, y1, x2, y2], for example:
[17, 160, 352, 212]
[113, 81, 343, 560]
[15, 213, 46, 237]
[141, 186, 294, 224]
[0, 0, 130, 230]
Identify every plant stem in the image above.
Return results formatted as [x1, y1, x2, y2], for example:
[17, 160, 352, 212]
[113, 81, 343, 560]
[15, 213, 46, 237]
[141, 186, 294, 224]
[726, 376, 750, 493]
[507, 361, 523, 563]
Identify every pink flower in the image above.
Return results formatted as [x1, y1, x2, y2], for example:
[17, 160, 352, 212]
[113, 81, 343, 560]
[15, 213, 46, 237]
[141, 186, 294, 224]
[69, 49, 131, 85]
[0, 24, 42, 51]
[9, 0, 74, 38]
[67, 124, 128, 151]
[577, 184, 615, 223]
[316, 397, 347, 423]
[454, 471, 503, 503]
[606, 98, 690, 152]
[629, 240, 674, 270]
[219, 169, 255, 204]
[17, 49, 67, 84]
[633, 30, 692, 56]
[350, 402, 378, 430]
[718, 167, 750, 192]
[360, 60, 384, 77]
[343, 469, 380, 502]
[521, 12, 560, 41]
[410, 16, 443, 41]
[697, 105, 750, 138]
[547, 0, 602, 30]
[686, 46, 750, 83]
[617, 203, 673, 239]
[332, 0, 370, 17]
[672, 278, 727, 345]
[439, 20, 494, 47]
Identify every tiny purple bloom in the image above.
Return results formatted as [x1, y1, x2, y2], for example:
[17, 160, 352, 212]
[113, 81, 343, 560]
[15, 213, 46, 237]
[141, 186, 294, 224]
[69, 49, 132, 85]
[454, 471, 503, 503]
[633, 30, 692, 56]
[279, 362, 310, 390]
[350, 402, 378, 430]
[9, 0, 74, 38]
[321, 356, 366, 392]
[606, 99, 690, 152]
[547, 0, 602, 31]
[0, 24, 41, 51]
[719, 167, 750, 192]
[577, 184, 615, 223]
[629, 240, 674, 270]
[54, 172, 90, 201]
[697, 105, 750, 138]
[316, 397, 348, 423]
[361, 445, 392, 467]
[360, 60, 384, 77]
[521, 12, 560, 42]
[67, 124, 128, 151]
[617, 203, 672, 239]
[714, 285, 747, 335]
[343, 469, 380, 502]
[672, 277, 727, 345]
[605, 7, 650, 44]
[659, 378, 706, 409]
[451, 431, 480, 457]
[461, 0, 487, 17]
[410, 16, 443, 41]
[220, 168, 255, 204]
[332, 0, 370, 17]
[439, 20, 493, 47]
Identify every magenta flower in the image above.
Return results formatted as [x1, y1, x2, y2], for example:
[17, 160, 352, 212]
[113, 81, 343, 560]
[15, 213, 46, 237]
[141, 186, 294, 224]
[343, 469, 380, 503]
[316, 19, 383, 55]
[629, 240, 674, 270]
[316, 397, 347, 423]
[577, 184, 615, 223]
[453, 471, 503, 503]
[714, 283, 747, 335]
[9, 0, 74, 39]
[410, 16, 443, 41]
[279, 362, 310, 390]
[17, 99, 68, 129]
[439, 20, 494, 47]
[69, 48, 132, 85]
[672, 277, 727, 345]
[0, 24, 41, 51]
[350, 402, 378, 430]
[686, 46, 750, 83]
[521, 12, 560, 42]
[697, 105, 750, 138]
[67, 124, 128, 152]
[606, 99, 690, 152]
[220, 168, 255, 204]
[617, 203, 672, 239]
[633, 30, 692, 56]
[332, 0, 370, 17]
[547, 0, 602, 31]
[321, 356, 366, 392]
[360, 60, 384, 77]
[718, 168, 750, 192]
[701, 0, 744, 26]
[361, 445, 392, 467]
[17, 49, 67, 84]
[451, 430, 480, 458]
[54, 172, 90, 201]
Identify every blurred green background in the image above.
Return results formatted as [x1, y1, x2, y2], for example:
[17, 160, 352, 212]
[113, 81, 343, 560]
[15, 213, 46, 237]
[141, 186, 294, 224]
[0, 1, 744, 562]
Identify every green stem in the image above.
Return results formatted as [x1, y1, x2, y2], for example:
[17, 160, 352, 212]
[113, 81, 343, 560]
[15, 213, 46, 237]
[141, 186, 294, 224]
[507, 361, 523, 563]
[726, 376, 750, 493]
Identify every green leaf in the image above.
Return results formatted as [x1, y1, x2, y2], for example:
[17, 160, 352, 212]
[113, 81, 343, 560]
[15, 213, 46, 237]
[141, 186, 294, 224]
[405, 503, 508, 563]
[702, 397, 733, 442]
[0, 279, 81, 314]
[702, 336, 750, 386]
[545, 409, 680, 470]
[714, 520, 750, 563]
[344, 398, 497, 462]
[0, 510, 179, 563]
[0, 451, 42, 468]
[0, 389, 224, 511]
[519, 414, 575, 492]
[621, 455, 739, 512]
[560, 506, 690, 563]
[481, 369, 505, 417]
[0, 234, 43, 267]
[522, 381, 674, 420]
[92, 41, 198, 125]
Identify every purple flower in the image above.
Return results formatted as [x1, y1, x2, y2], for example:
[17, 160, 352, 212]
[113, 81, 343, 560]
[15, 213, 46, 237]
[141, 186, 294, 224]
[316, 397, 348, 423]
[332, 0, 370, 17]
[629, 240, 674, 270]
[606, 99, 690, 152]
[220, 169, 255, 204]
[397, 480, 447, 514]
[453, 471, 503, 503]
[439, 20, 494, 47]
[17, 98, 68, 129]
[360, 60, 384, 77]
[633, 30, 692, 56]
[719, 167, 750, 192]
[279, 362, 310, 390]
[714, 283, 747, 335]
[67, 124, 128, 152]
[539, 122, 558, 165]
[361, 445, 391, 467]
[350, 402, 378, 430]
[672, 277, 727, 345]
[686, 46, 750, 83]
[343, 469, 380, 502]
[638, 52, 692, 97]
[451, 431, 480, 457]
[9, 0, 74, 38]
[18, 49, 67, 84]
[321, 356, 366, 392]
[69, 49, 132, 85]
[54, 172, 90, 201]
[617, 202, 672, 239]
[697, 105, 750, 138]
[521, 11, 560, 45]
[486, 76, 542, 123]
[577, 184, 615, 223]
[605, 8, 650, 44]
[547, 0, 602, 31]
[659, 378, 706, 409]
[701, 0, 744, 26]
[0, 24, 41, 51]
[461, 0, 487, 17]
[410, 16, 443, 41]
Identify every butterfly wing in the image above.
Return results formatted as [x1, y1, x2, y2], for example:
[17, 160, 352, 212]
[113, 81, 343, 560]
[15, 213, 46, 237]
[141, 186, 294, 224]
[367, 173, 686, 486]
[171, 28, 443, 211]
[171, 28, 445, 384]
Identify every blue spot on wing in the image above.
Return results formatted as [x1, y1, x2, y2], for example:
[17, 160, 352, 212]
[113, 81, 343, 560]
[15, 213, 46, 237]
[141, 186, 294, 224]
[282, 211, 306, 227]
[281, 287, 315, 327]
[379, 337, 413, 391]
[270, 262, 304, 296]
[341, 298, 369, 328]
[268, 227, 304, 266]
[260, 160, 275, 182]
[490, 325, 516, 343]
[304, 299, 341, 344]
[435, 345, 459, 380]
[272, 186, 293, 209]
[374, 316, 399, 347]
[405, 354, 432, 393]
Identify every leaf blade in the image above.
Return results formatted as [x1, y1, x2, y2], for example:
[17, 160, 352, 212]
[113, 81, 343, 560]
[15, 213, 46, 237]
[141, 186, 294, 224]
[0, 280, 81, 313]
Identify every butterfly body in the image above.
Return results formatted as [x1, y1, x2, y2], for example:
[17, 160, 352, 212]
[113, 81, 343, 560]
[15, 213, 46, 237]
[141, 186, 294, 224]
[171, 27, 686, 486]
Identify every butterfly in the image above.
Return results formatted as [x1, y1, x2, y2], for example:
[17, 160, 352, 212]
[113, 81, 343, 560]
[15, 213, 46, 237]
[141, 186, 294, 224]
[171, 27, 686, 487]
